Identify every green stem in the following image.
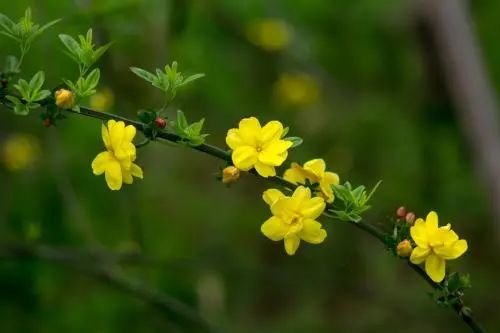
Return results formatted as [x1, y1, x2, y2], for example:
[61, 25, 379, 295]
[0, 96, 486, 333]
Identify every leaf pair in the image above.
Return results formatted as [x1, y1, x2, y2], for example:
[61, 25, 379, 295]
[59, 29, 111, 76]
[0, 8, 60, 71]
[328, 181, 381, 222]
[130, 61, 204, 101]
[6, 71, 50, 115]
[172, 110, 209, 146]
[64, 68, 100, 98]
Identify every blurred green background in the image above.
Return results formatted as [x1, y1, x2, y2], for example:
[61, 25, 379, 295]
[1, 0, 499, 332]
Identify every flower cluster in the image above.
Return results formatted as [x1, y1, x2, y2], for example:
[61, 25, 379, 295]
[226, 117, 341, 255]
[91, 120, 143, 190]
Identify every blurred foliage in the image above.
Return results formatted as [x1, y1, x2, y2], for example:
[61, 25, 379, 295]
[1, 0, 500, 332]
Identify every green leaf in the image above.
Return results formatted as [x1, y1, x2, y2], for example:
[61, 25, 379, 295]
[85, 68, 100, 90]
[93, 42, 111, 62]
[0, 13, 15, 34]
[176, 110, 188, 129]
[284, 136, 303, 148]
[29, 71, 45, 94]
[281, 126, 290, 138]
[179, 73, 205, 87]
[59, 34, 82, 59]
[130, 67, 157, 84]
[33, 89, 51, 101]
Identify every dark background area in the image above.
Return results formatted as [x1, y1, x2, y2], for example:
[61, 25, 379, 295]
[1, 0, 499, 332]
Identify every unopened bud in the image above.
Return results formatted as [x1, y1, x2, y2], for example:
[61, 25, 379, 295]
[396, 206, 407, 219]
[222, 166, 240, 184]
[396, 239, 413, 257]
[0, 79, 8, 88]
[43, 118, 51, 127]
[154, 117, 167, 128]
[405, 212, 416, 225]
[55, 89, 75, 109]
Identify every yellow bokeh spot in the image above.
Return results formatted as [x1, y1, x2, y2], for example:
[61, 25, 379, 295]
[274, 73, 320, 108]
[2, 134, 41, 172]
[246, 18, 291, 52]
[90, 87, 115, 111]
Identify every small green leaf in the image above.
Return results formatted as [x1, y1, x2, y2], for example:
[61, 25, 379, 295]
[284, 136, 303, 148]
[130, 67, 157, 84]
[179, 73, 205, 87]
[59, 34, 82, 59]
[29, 71, 45, 94]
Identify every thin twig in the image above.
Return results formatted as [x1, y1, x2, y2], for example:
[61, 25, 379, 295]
[0, 243, 213, 332]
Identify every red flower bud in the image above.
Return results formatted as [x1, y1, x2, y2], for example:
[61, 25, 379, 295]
[396, 206, 407, 219]
[43, 118, 51, 127]
[154, 117, 167, 128]
[405, 212, 416, 225]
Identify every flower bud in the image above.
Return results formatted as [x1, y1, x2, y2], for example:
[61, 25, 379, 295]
[396, 239, 413, 257]
[43, 118, 51, 127]
[405, 212, 416, 225]
[222, 166, 240, 184]
[0, 79, 8, 88]
[55, 89, 75, 109]
[154, 117, 167, 129]
[396, 206, 407, 219]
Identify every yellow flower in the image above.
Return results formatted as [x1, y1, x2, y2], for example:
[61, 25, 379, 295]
[90, 87, 114, 111]
[222, 166, 240, 184]
[274, 73, 320, 107]
[261, 186, 327, 255]
[245, 18, 291, 52]
[409, 211, 468, 282]
[91, 120, 143, 190]
[226, 117, 293, 178]
[2, 134, 40, 172]
[283, 159, 339, 203]
[55, 89, 75, 109]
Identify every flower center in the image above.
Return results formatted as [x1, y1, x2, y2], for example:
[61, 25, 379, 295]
[256, 146, 263, 152]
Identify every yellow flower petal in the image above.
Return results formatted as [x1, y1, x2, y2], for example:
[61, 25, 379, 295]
[284, 235, 300, 255]
[110, 121, 125, 151]
[258, 149, 288, 167]
[283, 163, 306, 184]
[104, 159, 122, 190]
[410, 218, 429, 248]
[301, 219, 327, 244]
[238, 117, 261, 144]
[426, 211, 439, 231]
[434, 239, 468, 260]
[323, 171, 340, 186]
[261, 216, 288, 241]
[101, 124, 111, 150]
[92, 151, 114, 175]
[260, 120, 283, 143]
[409, 246, 431, 264]
[226, 129, 245, 150]
[254, 161, 276, 177]
[425, 254, 446, 282]
[299, 197, 326, 220]
[124, 124, 137, 142]
[263, 189, 285, 206]
[303, 158, 326, 178]
[232, 146, 258, 171]
[291, 186, 311, 206]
